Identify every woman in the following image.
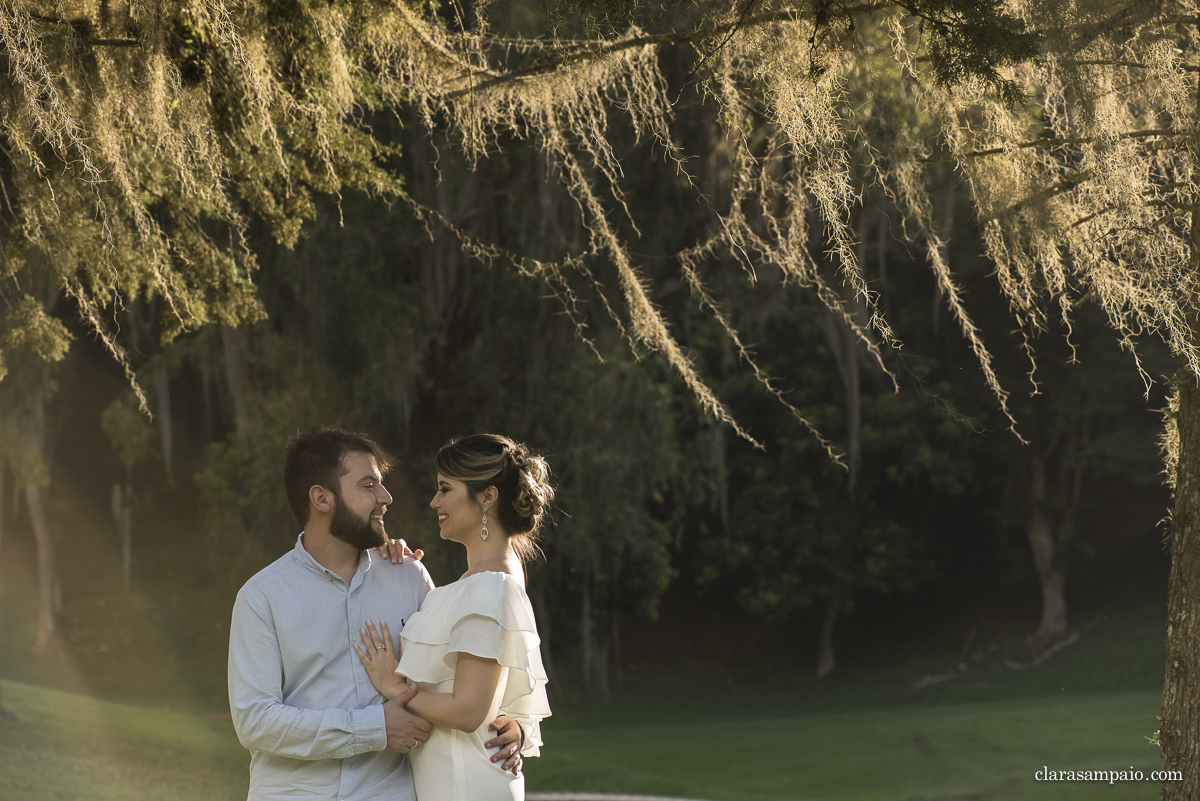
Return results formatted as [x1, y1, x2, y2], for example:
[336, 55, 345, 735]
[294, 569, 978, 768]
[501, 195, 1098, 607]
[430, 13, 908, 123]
[355, 434, 552, 801]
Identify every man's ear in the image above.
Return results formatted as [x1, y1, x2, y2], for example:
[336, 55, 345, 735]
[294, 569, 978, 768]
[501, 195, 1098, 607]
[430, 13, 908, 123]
[309, 485, 333, 515]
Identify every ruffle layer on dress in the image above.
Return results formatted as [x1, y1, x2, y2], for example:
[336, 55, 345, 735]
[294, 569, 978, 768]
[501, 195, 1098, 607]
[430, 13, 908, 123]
[398, 571, 551, 755]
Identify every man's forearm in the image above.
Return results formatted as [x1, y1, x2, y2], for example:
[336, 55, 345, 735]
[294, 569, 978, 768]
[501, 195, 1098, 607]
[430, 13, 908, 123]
[232, 697, 387, 759]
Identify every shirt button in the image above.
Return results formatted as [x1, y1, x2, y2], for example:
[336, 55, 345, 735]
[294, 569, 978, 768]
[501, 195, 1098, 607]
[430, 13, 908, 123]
[352, 635, 359, 642]
[358, 678, 363, 684]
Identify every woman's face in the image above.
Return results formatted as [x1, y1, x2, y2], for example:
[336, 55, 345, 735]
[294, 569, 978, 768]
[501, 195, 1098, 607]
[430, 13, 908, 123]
[429, 474, 482, 543]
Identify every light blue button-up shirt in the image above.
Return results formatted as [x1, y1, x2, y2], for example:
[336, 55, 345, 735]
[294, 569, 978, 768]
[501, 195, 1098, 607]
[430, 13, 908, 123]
[229, 534, 433, 800]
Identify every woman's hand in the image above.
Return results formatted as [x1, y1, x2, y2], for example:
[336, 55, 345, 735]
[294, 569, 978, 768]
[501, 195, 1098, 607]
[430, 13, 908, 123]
[354, 620, 409, 700]
[376, 538, 424, 565]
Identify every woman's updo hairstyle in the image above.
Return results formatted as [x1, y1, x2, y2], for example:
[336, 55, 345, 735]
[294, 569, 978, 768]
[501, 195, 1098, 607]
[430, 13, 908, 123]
[434, 434, 554, 562]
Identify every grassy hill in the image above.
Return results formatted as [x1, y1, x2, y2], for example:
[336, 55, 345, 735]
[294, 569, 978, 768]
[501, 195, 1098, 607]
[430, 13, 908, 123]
[1, 585, 1171, 801]
[0, 680, 1165, 801]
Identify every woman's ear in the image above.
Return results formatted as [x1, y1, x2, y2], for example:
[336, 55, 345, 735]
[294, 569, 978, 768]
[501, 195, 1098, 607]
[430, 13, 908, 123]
[481, 485, 499, 511]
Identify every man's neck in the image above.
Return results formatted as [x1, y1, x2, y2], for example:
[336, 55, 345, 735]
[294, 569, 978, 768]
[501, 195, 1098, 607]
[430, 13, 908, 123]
[301, 528, 363, 585]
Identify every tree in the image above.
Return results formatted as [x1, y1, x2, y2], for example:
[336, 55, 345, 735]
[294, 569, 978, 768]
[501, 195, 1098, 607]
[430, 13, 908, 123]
[0, 280, 66, 651]
[981, 308, 1167, 651]
[0, 0, 416, 640]
[99, 392, 156, 589]
[913, 4, 1200, 792]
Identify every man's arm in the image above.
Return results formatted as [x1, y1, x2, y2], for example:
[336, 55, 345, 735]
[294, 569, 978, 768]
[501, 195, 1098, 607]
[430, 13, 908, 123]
[228, 591, 427, 759]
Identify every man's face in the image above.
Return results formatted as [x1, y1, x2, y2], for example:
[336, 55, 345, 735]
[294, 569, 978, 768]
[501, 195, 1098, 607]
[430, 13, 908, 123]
[328, 451, 392, 551]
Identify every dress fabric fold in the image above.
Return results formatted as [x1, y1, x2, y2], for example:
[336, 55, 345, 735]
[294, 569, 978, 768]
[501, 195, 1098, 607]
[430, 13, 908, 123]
[398, 570, 551, 801]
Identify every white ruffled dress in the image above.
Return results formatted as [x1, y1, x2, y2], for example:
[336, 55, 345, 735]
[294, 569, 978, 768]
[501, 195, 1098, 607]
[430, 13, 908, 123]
[397, 571, 550, 801]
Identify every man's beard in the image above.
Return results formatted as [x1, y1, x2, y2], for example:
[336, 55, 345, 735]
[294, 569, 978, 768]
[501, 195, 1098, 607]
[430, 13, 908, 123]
[329, 494, 385, 551]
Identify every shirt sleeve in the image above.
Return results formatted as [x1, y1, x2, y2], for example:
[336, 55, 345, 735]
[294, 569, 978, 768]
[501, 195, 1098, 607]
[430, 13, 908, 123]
[228, 588, 387, 760]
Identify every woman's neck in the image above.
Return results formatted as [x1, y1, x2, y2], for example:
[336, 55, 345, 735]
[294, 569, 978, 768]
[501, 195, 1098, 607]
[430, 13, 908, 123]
[462, 533, 521, 580]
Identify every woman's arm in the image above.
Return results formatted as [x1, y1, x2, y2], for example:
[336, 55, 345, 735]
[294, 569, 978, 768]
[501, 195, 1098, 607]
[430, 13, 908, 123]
[357, 620, 503, 732]
[403, 653, 503, 733]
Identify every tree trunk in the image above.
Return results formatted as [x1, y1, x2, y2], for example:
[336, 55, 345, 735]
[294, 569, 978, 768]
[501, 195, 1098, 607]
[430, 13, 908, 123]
[0, 459, 8, 717]
[111, 477, 133, 589]
[1027, 448, 1068, 647]
[26, 483, 56, 652]
[815, 598, 838, 677]
[1162, 51, 1200, 798]
[581, 576, 592, 684]
[153, 361, 174, 486]
[200, 345, 215, 442]
[813, 207, 873, 678]
[1161, 378, 1200, 800]
[221, 324, 256, 443]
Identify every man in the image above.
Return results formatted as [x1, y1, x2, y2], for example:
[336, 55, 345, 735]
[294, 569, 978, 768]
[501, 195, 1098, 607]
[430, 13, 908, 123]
[228, 426, 523, 800]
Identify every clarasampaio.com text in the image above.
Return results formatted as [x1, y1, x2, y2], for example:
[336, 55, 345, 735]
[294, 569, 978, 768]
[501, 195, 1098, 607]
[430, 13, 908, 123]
[1035, 768, 1182, 784]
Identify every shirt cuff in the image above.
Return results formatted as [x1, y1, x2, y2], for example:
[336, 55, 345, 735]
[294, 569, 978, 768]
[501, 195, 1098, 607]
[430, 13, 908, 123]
[351, 703, 388, 755]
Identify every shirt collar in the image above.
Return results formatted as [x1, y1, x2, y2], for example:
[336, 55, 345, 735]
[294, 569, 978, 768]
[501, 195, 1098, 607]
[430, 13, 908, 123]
[294, 532, 374, 585]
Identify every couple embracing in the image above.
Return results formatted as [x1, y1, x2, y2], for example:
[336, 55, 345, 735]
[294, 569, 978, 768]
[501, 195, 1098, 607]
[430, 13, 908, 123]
[228, 427, 553, 801]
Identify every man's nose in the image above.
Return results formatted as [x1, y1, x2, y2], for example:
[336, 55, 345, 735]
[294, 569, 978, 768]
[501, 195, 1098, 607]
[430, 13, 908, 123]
[379, 484, 394, 505]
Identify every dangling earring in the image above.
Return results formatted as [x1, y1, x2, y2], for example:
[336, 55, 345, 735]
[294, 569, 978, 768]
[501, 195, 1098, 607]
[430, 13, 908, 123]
[481, 510, 489, 540]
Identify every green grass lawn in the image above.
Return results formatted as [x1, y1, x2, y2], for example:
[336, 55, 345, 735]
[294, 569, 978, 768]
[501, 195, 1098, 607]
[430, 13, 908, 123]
[1, 530, 1171, 800]
[0, 680, 249, 801]
[534, 691, 1165, 801]
[1, 679, 1166, 801]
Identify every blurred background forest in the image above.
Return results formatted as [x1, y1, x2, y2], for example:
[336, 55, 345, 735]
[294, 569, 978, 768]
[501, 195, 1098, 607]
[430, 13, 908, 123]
[0, 170, 1172, 693]
[0, 0, 1182, 798]
[0, 51, 1171, 704]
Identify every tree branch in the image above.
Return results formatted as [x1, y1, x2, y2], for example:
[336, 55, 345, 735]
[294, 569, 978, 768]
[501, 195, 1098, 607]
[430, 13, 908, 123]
[79, 38, 140, 47]
[445, 2, 894, 99]
[920, 129, 1177, 162]
[25, 11, 140, 47]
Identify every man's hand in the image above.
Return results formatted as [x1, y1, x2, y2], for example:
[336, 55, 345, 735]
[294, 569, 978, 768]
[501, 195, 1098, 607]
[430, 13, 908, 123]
[377, 538, 424, 564]
[384, 684, 431, 754]
[485, 717, 523, 776]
